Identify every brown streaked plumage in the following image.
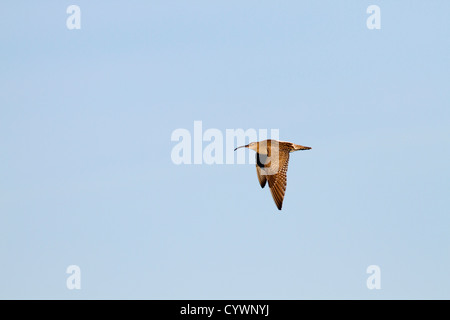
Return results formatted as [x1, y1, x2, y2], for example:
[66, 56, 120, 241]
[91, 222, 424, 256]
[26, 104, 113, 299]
[235, 139, 311, 210]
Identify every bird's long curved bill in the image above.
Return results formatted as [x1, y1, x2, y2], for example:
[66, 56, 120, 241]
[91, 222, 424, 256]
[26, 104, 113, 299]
[234, 145, 247, 151]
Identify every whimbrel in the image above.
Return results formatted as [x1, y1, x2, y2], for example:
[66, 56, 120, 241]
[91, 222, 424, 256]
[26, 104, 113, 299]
[235, 140, 311, 210]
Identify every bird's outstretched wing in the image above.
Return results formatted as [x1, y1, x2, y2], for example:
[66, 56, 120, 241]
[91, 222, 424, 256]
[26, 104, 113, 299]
[255, 144, 290, 210]
[266, 151, 290, 210]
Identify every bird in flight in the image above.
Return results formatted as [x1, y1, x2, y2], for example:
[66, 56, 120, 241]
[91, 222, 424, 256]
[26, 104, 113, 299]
[235, 139, 311, 210]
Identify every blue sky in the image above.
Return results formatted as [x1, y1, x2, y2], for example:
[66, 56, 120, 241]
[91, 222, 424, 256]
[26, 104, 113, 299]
[1, 1, 449, 299]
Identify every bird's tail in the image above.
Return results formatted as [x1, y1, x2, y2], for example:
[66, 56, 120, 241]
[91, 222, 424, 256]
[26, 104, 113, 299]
[293, 144, 311, 151]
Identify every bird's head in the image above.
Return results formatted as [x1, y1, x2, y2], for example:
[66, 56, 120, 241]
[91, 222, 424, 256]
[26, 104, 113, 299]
[234, 141, 258, 152]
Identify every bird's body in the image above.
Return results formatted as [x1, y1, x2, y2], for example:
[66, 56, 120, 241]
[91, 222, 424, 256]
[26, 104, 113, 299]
[235, 139, 311, 210]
